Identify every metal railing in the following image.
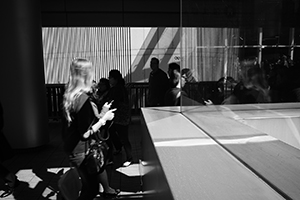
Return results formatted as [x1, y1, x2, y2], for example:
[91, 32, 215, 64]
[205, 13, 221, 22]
[46, 84, 65, 120]
[45, 81, 229, 119]
[45, 83, 150, 119]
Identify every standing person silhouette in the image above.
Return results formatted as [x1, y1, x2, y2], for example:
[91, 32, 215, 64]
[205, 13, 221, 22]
[107, 69, 133, 167]
[147, 57, 169, 106]
[62, 58, 119, 200]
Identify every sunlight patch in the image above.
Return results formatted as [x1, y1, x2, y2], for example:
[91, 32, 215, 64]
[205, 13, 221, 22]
[115, 164, 141, 177]
[154, 135, 278, 147]
[16, 169, 42, 189]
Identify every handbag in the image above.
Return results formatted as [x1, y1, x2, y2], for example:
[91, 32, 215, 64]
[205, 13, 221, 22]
[83, 119, 110, 174]
[58, 168, 82, 200]
[84, 140, 108, 174]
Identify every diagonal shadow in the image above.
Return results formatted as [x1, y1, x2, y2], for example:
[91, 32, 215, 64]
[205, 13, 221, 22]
[160, 27, 181, 69]
[5, 167, 65, 200]
[126, 27, 182, 83]
[125, 27, 166, 82]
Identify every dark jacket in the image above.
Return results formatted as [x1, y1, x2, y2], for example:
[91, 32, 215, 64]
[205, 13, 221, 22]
[63, 93, 94, 155]
[108, 83, 130, 126]
[148, 68, 169, 106]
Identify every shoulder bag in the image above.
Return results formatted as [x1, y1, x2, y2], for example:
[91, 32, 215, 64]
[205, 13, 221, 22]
[83, 118, 110, 174]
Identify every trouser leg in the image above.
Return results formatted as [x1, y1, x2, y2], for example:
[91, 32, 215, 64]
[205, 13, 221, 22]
[115, 124, 132, 161]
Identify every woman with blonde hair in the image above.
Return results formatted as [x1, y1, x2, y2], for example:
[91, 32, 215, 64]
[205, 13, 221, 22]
[62, 58, 119, 199]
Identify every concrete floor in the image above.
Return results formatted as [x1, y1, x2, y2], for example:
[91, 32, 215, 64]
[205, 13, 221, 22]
[0, 115, 143, 200]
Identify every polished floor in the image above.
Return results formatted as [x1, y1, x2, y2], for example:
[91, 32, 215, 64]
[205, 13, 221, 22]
[0, 115, 143, 200]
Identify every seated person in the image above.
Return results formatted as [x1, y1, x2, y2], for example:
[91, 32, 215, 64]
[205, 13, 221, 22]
[181, 68, 197, 83]
[165, 63, 212, 106]
[164, 67, 187, 106]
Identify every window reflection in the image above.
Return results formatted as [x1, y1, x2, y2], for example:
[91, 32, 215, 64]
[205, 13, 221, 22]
[180, 27, 300, 107]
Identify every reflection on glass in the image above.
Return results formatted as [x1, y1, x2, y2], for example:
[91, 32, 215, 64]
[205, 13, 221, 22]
[222, 58, 271, 104]
[42, 26, 300, 113]
[295, 28, 300, 45]
[179, 27, 300, 108]
[180, 0, 300, 110]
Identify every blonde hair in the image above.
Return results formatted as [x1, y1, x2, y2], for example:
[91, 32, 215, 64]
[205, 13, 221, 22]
[63, 58, 93, 122]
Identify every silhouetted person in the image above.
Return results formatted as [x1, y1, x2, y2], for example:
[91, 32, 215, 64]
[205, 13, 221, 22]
[147, 57, 169, 106]
[107, 69, 133, 167]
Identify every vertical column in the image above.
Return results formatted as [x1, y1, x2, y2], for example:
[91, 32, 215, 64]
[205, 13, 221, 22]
[224, 33, 228, 78]
[289, 28, 295, 60]
[0, 0, 49, 148]
[258, 27, 263, 66]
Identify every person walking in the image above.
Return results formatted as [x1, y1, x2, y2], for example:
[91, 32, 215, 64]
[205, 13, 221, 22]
[62, 58, 119, 200]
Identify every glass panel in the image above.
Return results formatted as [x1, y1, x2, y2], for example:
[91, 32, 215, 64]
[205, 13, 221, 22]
[295, 28, 300, 65]
[240, 28, 260, 46]
[180, 27, 243, 107]
[295, 49, 300, 62]
[262, 47, 290, 60]
[295, 28, 300, 45]
[180, 0, 299, 113]
[278, 27, 291, 45]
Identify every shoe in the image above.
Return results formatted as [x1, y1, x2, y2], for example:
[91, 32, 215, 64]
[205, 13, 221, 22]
[102, 189, 120, 198]
[122, 159, 132, 167]
[0, 177, 20, 198]
[0, 186, 13, 198]
[5, 174, 20, 188]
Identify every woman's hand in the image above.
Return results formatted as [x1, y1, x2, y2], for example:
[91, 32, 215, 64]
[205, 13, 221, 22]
[86, 108, 117, 139]
[101, 108, 117, 122]
[99, 101, 114, 117]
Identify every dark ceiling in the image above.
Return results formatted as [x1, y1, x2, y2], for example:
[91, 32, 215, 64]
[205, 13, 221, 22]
[40, 0, 299, 27]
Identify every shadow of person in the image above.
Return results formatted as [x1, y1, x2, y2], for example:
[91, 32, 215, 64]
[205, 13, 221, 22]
[0, 179, 9, 197]
[5, 167, 65, 200]
[4, 180, 44, 200]
[32, 166, 65, 199]
[34, 167, 64, 191]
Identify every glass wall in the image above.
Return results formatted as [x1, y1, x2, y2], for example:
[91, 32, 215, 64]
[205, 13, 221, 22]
[179, 0, 300, 112]
[42, 0, 299, 111]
